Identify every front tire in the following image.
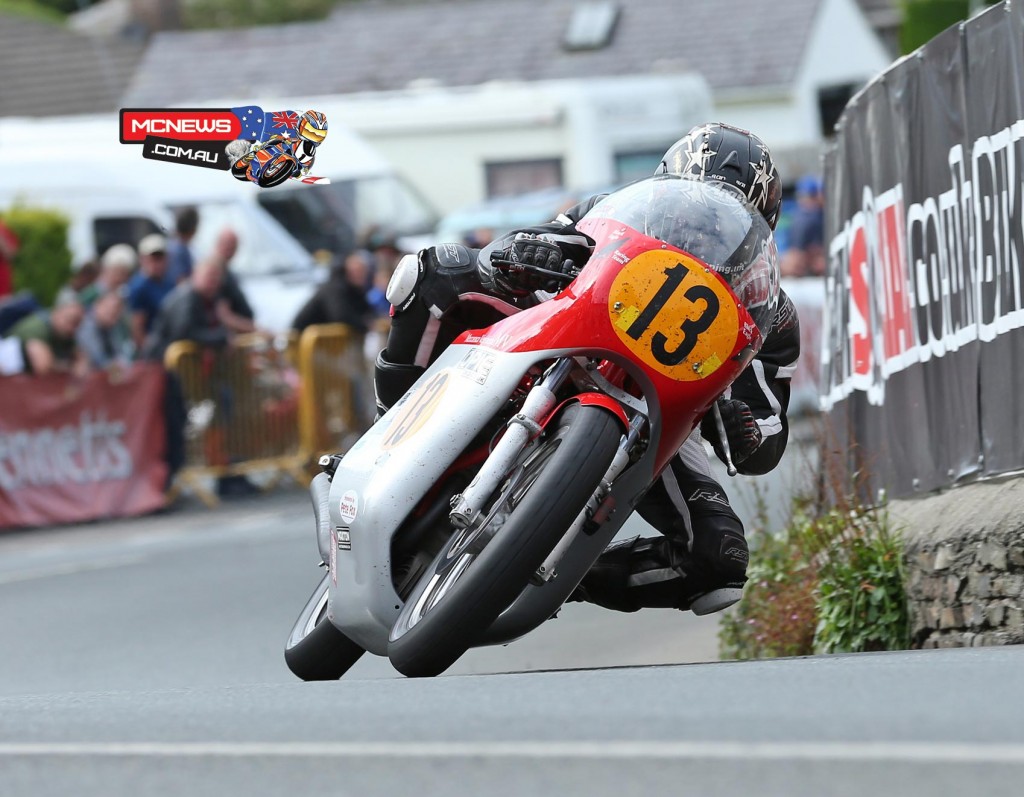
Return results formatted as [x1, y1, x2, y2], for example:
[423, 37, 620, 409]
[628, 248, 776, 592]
[284, 574, 365, 681]
[387, 404, 622, 677]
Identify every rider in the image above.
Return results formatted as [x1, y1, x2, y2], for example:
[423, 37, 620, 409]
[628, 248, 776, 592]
[375, 122, 800, 616]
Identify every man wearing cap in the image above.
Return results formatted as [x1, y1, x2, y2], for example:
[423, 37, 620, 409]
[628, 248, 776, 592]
[128, 233, 175, 350]
[79, 243, 136, 306]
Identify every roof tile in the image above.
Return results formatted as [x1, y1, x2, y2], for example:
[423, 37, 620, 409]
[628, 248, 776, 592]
[121, 0, 823, 106]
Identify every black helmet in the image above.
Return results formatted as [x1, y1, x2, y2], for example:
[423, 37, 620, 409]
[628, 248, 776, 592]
[657, 122, 782, 230]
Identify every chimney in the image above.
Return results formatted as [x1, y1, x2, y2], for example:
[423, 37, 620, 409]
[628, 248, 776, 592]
[129, 0, 182, 34]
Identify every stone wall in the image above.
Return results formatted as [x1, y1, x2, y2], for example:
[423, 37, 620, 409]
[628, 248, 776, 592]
[892, 477, 1024, 648]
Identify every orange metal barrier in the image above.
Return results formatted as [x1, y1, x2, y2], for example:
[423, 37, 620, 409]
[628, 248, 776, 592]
[296, 323, 374, 467]
[164, 324, 373, 506]
[164, 336, 307, 506]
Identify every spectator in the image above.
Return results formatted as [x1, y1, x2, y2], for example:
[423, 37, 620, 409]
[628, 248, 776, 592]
[0, 219, 20, 299]
[69, 260, 100, 294]
[143, 258, 230, 361]
[128, 233, 175, 349]
[80, 243, 137, 306]
[7, 291, 88, 375]
[77, 288, 135, 369]
[781, 175, 825, 278]
[167, 206, 199, 284]
[211, 227, 257, 333]
[364, 227, 404, 277]
[291, 250, 373, 334]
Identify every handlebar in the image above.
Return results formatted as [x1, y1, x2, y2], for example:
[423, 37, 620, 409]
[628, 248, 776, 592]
[489, 253, 579, 288]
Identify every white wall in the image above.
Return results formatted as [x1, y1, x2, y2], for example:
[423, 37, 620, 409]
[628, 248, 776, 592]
[793, 0, 894, 142]
[336, 75, 712, 214]
[703, 0, 892, 186]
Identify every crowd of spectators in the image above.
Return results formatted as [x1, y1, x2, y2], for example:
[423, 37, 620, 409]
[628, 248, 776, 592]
[0, 207, 265, 377]
[0, 206, 409, 499]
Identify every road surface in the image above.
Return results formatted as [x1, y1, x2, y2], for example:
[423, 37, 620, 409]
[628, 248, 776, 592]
[1, 487, 1019, 797]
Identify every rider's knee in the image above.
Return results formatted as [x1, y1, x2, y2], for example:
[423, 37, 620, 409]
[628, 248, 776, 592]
[374, 350, 425, 415]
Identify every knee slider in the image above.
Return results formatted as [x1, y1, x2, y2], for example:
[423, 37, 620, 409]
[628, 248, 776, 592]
[374, 351, 425, 415]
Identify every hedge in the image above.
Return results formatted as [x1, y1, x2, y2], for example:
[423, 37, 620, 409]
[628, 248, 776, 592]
[0, 207, 72, 308]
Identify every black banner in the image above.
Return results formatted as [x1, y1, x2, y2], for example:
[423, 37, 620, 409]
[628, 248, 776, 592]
[823, 1, 1024, 498]
[141, 136, 230, 171]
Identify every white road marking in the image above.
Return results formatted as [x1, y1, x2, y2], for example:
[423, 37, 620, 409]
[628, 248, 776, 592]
[0, 741, 1022, 763]
[0, 556, 146, 586]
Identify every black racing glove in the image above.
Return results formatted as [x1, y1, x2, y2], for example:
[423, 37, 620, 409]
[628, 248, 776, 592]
[700, 398, 763, 466]
[492, 233, 567, 295]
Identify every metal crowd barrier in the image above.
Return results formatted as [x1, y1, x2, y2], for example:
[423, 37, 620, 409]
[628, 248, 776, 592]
[163, 325, 372, 507]
[296, 323, 374, 467]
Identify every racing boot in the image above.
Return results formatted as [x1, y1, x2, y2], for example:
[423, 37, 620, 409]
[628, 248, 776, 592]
[568, 532, 747, 616]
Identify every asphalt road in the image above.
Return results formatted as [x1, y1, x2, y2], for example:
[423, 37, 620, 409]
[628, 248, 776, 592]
[1, 487, 1021, 796]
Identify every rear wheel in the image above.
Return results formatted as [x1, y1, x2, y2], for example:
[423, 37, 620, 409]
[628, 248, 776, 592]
[284, 574, 365, 681]
[387, 404, 622, 677]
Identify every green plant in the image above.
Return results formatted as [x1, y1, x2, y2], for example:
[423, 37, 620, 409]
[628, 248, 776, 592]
[183, 0, 333, 29]
[719, 499, 910, 660]
[811, 507, 910, 653]
[718, 524, 818, 660]
[899, 1, 1001, 55]
[0, 1, 66, 23]
[1, 206, 72, 307]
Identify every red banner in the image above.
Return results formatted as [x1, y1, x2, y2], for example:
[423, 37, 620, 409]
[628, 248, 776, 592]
[0, 364, 168, 529]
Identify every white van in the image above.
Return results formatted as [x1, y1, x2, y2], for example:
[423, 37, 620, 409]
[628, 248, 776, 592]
[0, 105, 437, 330]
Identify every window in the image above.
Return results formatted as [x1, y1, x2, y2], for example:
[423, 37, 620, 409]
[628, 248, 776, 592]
[818, 82, 860, 138]
[563, 1, 620, 51]
[93, 216, 162, 259]
[485, 159, 563, 198]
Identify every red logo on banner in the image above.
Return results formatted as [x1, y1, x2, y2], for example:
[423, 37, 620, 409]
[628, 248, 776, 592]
[119, 109, 240, 143]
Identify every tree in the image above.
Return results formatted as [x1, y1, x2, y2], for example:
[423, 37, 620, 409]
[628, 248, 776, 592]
[899, 0, 1002, 54]
[183, 0, 334, 29]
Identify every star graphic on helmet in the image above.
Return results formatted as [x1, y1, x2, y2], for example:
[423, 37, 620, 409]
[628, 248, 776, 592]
[684, 142, 717, 176]
[748, 156, 774, 203]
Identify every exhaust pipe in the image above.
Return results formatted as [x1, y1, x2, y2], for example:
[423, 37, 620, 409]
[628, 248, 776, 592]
[309, 472, 333, 562]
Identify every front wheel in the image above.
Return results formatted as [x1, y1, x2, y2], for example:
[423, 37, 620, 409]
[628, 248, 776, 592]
[387, 404, 622, 677]
[284, 574, 365, 681]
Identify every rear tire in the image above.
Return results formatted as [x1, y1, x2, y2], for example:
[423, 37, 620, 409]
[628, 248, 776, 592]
[285, 574, 365, 681]
[387, 404, 622, 677]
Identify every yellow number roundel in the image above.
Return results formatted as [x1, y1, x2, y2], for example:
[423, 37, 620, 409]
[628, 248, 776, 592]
[608, 250, 739, 381]
[381, 369, 450, 450]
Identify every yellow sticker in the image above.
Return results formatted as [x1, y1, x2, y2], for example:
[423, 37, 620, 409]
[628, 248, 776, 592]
[608, 250, 739, 381]
[381, 369, 450, 450]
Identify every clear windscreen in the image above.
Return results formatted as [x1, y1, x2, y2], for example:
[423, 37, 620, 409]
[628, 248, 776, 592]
[581, 175, 780, 334]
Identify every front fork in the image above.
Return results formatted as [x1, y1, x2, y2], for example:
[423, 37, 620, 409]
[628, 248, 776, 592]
[533, 412, 646, 582]
[448, 358, 575, 529]
[449, 353, 646, 583]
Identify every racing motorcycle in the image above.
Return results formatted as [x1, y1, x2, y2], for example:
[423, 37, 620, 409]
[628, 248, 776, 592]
[284, 175, 779, 679]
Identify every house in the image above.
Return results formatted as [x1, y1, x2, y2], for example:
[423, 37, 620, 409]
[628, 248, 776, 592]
[0, 9, 144, 117]
[117, 0, 892, 213]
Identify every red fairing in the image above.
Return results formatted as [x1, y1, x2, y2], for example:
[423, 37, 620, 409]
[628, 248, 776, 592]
[455, 219, 763, 472]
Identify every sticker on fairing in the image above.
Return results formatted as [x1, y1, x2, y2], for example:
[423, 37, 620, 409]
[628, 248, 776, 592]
[330, 529, 338, 586]
[339, 490, 359, 524]
[607, 249, 739, 381]
[380, 369, 451, 450]
[455, 349, 496, 384]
